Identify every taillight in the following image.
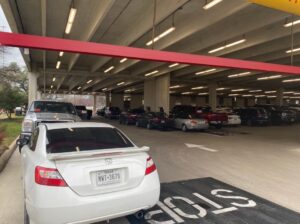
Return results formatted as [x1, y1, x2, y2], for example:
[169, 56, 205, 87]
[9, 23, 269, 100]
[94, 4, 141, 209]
[35, 166, 67, 187]
[190, 120, 197, 124]
[145, 157, 156, 175]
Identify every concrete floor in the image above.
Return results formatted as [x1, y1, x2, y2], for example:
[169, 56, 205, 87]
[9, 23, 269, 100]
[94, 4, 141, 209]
[0, 119, 300, 224]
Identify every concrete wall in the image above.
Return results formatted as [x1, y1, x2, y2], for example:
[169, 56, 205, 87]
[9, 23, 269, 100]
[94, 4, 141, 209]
[28, 72, 38, 105]
[111, 93, 124, 109]
[130, 94, 143, 108]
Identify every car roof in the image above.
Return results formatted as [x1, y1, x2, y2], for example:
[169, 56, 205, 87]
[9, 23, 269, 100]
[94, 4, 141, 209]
[43, 122, 114, 130]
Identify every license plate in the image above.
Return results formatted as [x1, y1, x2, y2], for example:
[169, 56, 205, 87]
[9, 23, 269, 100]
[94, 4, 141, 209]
[96, 169, 121, 186]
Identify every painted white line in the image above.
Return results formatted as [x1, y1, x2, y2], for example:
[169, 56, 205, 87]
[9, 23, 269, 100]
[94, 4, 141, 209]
[185, 143, 218, 152]
[203, 132, 224, 138]
[193, 193, 223, 209]
[212, 207, 238, 214]
[157, 201, 184, 223]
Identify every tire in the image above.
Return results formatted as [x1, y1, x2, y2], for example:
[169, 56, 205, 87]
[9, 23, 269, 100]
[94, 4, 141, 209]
[24, 204, 30, 224]
[136, 121, 140, 127]
[182, 124, 188, 132]
[147, 122, 152, 129]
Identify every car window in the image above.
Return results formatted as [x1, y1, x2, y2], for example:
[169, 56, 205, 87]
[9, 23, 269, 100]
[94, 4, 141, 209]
[46, 127, 134, 153]
[30, 128, 39, 151]
[30, 101, 76, 115]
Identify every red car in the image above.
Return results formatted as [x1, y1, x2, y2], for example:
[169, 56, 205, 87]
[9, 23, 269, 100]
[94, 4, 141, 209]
[195, 106, 228, 128]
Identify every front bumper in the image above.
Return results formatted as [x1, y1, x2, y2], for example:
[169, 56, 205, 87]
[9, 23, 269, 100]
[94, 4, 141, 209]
[26, 171, 160, 224]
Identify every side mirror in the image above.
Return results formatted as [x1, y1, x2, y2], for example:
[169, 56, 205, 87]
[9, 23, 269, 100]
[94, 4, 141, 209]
[140, 146, 150, 152]
[17, 138, 29, 153]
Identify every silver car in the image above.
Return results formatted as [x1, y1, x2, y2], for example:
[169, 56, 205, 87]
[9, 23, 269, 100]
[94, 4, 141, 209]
[18, 100, 81, 149]
[173, 112, 209, 132]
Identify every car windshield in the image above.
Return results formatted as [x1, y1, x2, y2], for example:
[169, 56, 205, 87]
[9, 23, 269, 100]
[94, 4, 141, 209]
[46, 127, 134, 153]
[30, 101, 76, 115]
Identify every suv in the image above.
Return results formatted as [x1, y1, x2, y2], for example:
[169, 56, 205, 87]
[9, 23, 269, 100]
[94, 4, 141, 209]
[255, 104, 296, 124]
[234, 107, 269, 126]
[75, 105, 92, 120]
[18, 100, 81, 149]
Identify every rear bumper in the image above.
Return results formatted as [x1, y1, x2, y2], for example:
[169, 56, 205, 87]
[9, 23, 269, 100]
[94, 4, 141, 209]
[186, 123, 209, 130]
[26, 171, 160, 224]
[224, 119, 241, 126]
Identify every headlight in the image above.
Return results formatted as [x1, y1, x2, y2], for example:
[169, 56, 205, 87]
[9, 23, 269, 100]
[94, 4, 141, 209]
[282, 112, 287, 117]
[22, 119, 33, 133]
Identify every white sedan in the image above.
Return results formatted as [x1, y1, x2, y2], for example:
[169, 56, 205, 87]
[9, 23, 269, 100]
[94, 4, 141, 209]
[216, 107, 241, 126]
[20, 122, 160, 224]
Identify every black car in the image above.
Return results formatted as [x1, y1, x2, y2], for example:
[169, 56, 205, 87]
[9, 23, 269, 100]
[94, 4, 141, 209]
[96, 107, 106, 116]
[104, 107, 121, 119]
[136, 112, 173, 130]
[170, 105, 195, 117]
[119, 108, 145, 125]
[234, 108, 269, 126]
[75, 105, 92, 120]
[255, 104, 296, 124]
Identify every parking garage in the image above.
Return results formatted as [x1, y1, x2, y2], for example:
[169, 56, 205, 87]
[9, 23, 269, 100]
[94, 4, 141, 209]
[1, 0, 300, 224]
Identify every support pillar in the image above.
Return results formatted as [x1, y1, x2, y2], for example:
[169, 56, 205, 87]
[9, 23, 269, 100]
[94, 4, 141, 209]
[28, 72, 38, 105]
[111, 93, 124, 109]
[93, 94, 97, 115]
[105, 92, 110, 107]
[130, 94, 143, 109]
[276, 88, 284, 106]
[208, 83, 217, 111]
[144, 74, 170, 113]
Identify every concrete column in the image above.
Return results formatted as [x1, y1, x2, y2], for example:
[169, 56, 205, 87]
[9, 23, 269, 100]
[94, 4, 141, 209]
[93, 95, 97, 115]
[28, 72, 38, 105]
[196, 97, 206, 106]
[130, 94, 143, 109]
[111, 93, 124, 109]
[208, 83, 217, 111]
[105, 92, 110, 107]
[144, 74, 170, 113]
[276, 88, 284, 106]
[37, 91, 42, 100]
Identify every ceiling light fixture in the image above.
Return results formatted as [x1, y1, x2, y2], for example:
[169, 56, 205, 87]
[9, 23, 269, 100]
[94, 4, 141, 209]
[102, 88, 107, 91]
[286, 48, 300, 53]
[231, 89, 246, 92]
[209, 39, 246, 54]
[104, 66, 114, 73]
[284, 19, 300, 27]
[267, 95, 276, 98]
[65, 8, 77, 34]
[170, 85, 181, 89]
[169, 63, 179, 68]
[191, 86, 205, 90]
[181, 92, 192, 95]
[257, 75, 282, 80]
[242, 94, 253, 97]
[265, 91, 276, 94]
[203, 0, 223, 10]
[52, 77, 56, 82]
[117, 82, 125, 86]
[56, 61, 61, 69]
[145, 70, 159, 77]
[51, 85, 53, 89]
[120, 58, 127, 63]
[77, 86, 81, 90]
[228, 94, 239, 96]
[198, 93, 208, 95]
[195, 68, 216, 75]
[282, 78, 300, 83]
[228, 72, 251, 78]
[146, 27, 176, 46]
[86, 79, 93, 84]
[216, 87, 227, 91]
[249, 89, 262, 93]
[59, 51, 64, 57]
[283, 91, 294, 94]
[255, 95, 266, 98]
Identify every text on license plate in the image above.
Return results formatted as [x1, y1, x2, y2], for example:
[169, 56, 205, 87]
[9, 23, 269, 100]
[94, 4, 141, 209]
[96, 169, 122, 186]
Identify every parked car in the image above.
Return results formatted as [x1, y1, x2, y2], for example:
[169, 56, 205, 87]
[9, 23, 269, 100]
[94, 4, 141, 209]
[136, 112, 173, 130]
[255, 104, 296, 124]
[286, 105, 300, 122]
[119, 108, 145, 125]
[173, 112, 209, 131]
[104, 107, 121, 119]
[15, 107, 23, 116]
[170, 105, 195, 116]
[195, 106, 228, 128]
[18, 100, 81, 149]
[75, 105, 92, 120]
[234, 107, 269, 126]
[216, 107, 241, 126]
[96, 107, 106, 116]
[19, 122, 160, 224]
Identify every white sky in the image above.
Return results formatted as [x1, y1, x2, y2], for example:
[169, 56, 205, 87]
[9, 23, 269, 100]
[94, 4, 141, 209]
[0, 5, 26, 68]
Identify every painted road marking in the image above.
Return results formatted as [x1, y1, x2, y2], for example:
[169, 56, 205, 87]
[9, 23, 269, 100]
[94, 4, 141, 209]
[126, 178, 300, 224]
[185, 143, 218, 152]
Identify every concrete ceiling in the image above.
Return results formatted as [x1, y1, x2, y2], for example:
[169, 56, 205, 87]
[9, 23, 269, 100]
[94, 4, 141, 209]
[2, 0, 300, 98]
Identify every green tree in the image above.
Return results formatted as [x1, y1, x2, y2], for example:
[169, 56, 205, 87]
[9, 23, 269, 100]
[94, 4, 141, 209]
[0, 85, 26, 119]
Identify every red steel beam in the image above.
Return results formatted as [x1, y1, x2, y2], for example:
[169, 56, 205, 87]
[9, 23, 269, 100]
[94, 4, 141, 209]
[0, 31, 300, 75]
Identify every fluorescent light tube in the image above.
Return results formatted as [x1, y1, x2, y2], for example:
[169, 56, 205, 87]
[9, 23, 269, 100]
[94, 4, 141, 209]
[286, 48, 300, 53]
[52, 77, 56, 82]
[117, 82, 125, 86]
[59, 51, 64, 57]
[209, 39, 246, 54]
[265, 91, 276, 94]
[56, 61, 61, 69]
[145, 70, 159, 77]
[203, 0, 223, 10]
[191, 86, 205, 90]
[77, 86, 81, 90]
[104, 66, 114, 73]
[195, 68, 216, 75]
[170, 85, 181, 89]
[249, 90, 262, 93]
[169, 63, 179, 68]
[284, 19, 300, 27]
[86, 80, 93, 84]
[120, 58, 127, 63]
[282, 78, 300, 83]
[228, 72, 251, 78]
[231, 89, 246, 92]
[181, 92, 192, 95]
[65, 8, 77, 34]
[146, 27, 175, 46]
[257, 75, 282, 80]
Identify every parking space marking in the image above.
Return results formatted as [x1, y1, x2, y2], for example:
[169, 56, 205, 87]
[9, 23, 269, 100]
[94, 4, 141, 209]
[126, 178, 300, 224]
[185, 143, 218, 152]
